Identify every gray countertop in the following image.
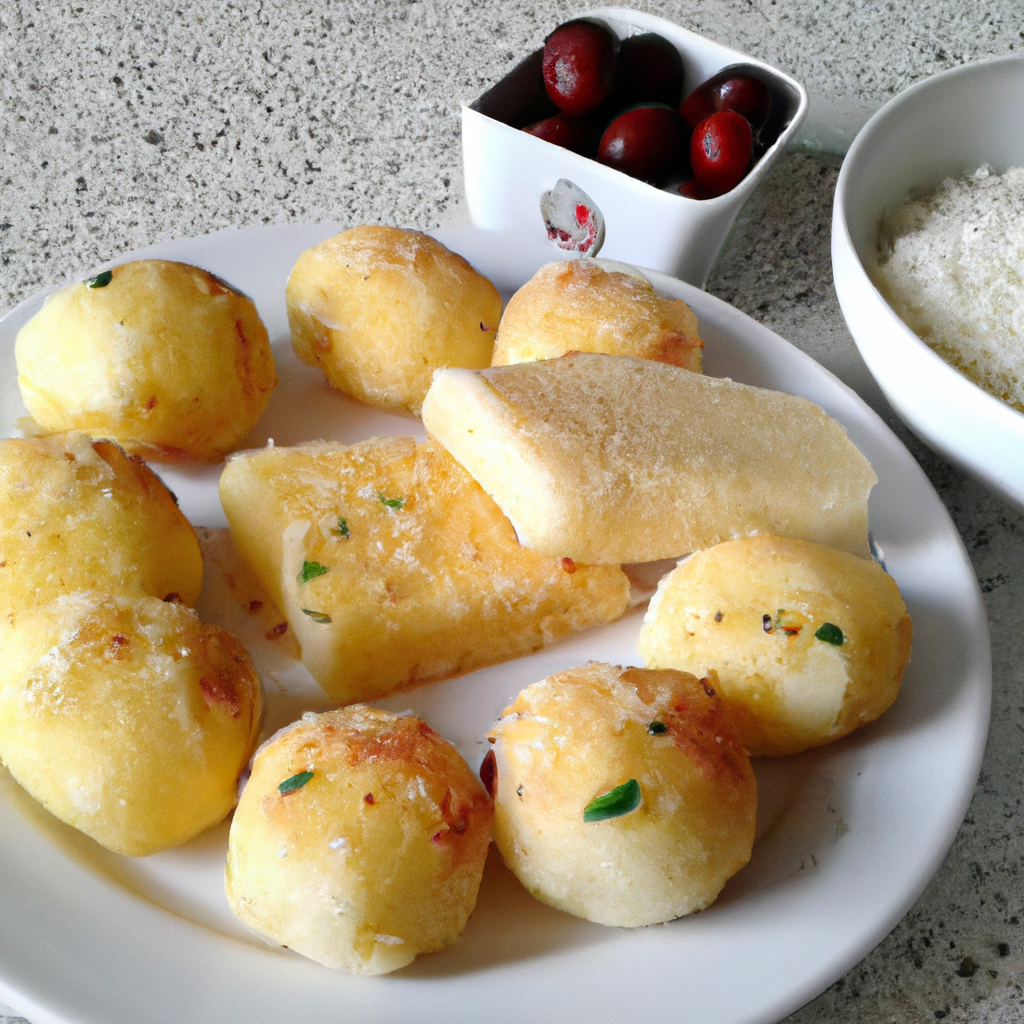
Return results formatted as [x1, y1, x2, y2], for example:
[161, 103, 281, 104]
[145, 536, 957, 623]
[3, 2, 1024, 1022]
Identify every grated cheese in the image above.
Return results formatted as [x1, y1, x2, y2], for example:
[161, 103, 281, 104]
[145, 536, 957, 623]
[871, 164, 1024, 413]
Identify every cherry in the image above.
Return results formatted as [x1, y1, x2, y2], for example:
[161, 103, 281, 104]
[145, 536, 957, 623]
[611, 33, 685, 107]
[689, 110, 751, 197]
[523, 113, 601, 154]
[542, 20, 616, 117]
[712, 75, 771, 130]
[597, 104, 687, 186]
[679, 81, 716, 130]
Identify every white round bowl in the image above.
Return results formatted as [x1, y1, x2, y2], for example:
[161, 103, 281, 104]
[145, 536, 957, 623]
[832, 55, 1024, 511]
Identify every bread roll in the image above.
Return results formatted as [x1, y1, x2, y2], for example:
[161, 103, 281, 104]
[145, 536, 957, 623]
[486, 662, 756, 926]
[225, 706, 493, 974]
[638, 535, 912, 756]
[219, 436, 630, 704]
[492, 258, 702, 370]
[287, 226, 501, 415]
[421, 352, 877, 563]
[0, 593, 262, 856]
[15, 260, 275, 462]
[0, 432, 203, 613]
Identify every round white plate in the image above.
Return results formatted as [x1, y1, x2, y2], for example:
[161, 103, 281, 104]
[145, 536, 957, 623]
[0, 224, 991, 1024]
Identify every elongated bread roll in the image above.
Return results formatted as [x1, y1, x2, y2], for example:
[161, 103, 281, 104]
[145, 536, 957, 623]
[421, 353, 876, 563]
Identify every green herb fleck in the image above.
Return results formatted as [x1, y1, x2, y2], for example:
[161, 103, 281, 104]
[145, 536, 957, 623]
[302, 608, 332, 624]
[647, 721, 668, 735]
[332, 517, 350, 539]
[379, 494, 405, 510]
[298, 560, 329, 584]
[583, 779, 642, 822]
[814, 622, 845, 646]
[87, 270, 113, 288]
[278, 770, 313, 795]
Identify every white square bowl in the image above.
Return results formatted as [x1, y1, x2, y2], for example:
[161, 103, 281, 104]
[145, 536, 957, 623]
[461, 7, 807, 286]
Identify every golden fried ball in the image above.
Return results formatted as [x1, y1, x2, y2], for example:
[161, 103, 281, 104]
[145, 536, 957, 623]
[491, 259, 702, 370]
[0, 592, 263, 856]
[638, 535, 913, 757]
[286, 226, 502, 415]
[485, 662, 756, 927]
[0, 432, 203, 613]
[225, 706, 493, 975]
[15, 260, 276, 462]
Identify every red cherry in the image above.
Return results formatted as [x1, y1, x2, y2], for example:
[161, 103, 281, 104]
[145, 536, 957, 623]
[523, 114, 600, 154]
[712, 75, 771, 130]
[679, 80, 716, 129]
[690, 111, 752, 197]
[597, 104, 687, 186]
[542, 21, 616, 117]
[611, 33, 685, 107]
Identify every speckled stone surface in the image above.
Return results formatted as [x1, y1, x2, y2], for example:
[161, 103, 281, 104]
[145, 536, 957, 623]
[3, 2, 1024, 1023]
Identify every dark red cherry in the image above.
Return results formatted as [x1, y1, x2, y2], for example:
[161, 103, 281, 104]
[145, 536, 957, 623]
[542, 20, 617, 117]
[689, 110, 752, 197]
[679, 80, 716, 129]
[611, 33, 685, 107]
[712, 75, 771, 130]
[523, 113, 600, 154]
[598, 104, 687, 186]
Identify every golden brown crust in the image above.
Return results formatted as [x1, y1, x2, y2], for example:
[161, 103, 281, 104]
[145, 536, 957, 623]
[14, 260, 275, 463]
[225, 706, 493, 974]
[638, 534, 912, 756]
[218, 436, 630, 704]
[492, 260, 702, 371]
[0, 592, 262, 856]
[0, 432, 203, 613]
[487, 662, 756, 926]
[287, 226, 501, 415]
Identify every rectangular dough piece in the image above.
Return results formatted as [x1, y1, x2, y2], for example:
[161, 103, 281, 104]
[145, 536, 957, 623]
[420, 353, 877, 563]
[218, 436, 630, 704]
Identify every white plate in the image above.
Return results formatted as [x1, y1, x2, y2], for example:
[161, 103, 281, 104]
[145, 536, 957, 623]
[0, 224, 991, 1024]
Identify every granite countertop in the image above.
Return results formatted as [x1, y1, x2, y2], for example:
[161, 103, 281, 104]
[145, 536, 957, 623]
[3, 2, 1024, 1022]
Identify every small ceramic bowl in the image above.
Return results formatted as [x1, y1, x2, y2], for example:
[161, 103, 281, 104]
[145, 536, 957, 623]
[461, 7, 807, 286]
[832, 55, 1024, 512]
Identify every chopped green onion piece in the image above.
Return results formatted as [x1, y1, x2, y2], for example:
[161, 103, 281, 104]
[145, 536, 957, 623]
[647, 721, 667, 735]
[379, 494, 405, 509]
[583, 779, 642, 822]
[87, 270, 113, 288]
[814, 622, 845, 646]
[302, 608, 332, 624]
[333, 517, 350, 538]
[278, 770, 313, 795]
[298, 560, 329, 584]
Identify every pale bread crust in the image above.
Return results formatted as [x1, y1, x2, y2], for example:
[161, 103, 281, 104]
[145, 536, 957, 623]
[492, 259, 703, 370]
[422, 352, 877, 563]
[225, 706, 493, 975]
[218, 437, 630, 704]
[638, 535, 913, 756]
[487, 662, 756, 927]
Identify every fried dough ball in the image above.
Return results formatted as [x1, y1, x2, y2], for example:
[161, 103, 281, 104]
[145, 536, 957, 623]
[638, 535, 913, 757]
[15, 260, 276, 462]
[0, 432, 203, 614]
[225, 706, 493, 975]
[485, 662, 756, 927]
[286, 226, 501, 415]
[491, 259, 702, 370]
[0, 592, 262, 856]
